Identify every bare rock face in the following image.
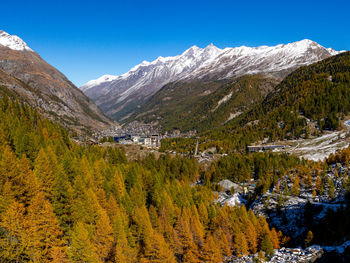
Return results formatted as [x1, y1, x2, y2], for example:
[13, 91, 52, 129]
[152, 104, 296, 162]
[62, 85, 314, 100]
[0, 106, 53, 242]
[0, 30, 113, 133]
[81, 39, 341, 121]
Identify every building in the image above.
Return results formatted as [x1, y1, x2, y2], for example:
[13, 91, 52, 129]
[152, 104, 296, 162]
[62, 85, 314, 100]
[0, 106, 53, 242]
[150, 134, 160, 148]
[247, 145, 285, 152]
[144, 137, 152, 146]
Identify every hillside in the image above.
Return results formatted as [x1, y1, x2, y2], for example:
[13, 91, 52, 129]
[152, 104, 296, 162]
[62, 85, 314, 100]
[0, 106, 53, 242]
[161, 51, 350, 153]
[81, 40, 340, 121]
[130, 75, 279, 132]
[0, 30, 113, 133]
[0, 95, 286, 262]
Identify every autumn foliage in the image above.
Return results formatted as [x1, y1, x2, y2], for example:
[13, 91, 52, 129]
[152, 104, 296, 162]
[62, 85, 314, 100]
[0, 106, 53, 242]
[0, 97, 281, 262]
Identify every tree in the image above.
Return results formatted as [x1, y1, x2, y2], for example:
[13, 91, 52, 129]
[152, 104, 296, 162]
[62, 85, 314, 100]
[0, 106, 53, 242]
[0, 201, 28, 262]
[328, 178, 335, 199]
[174, 215, 200, 262]
[68, 222, 99, 263]
[269, 228, 280, 249]
[260, 234, 274, 258]
[244, 220, 258, 253]
[33, 148, 55, 196]
[233, 232, 248, 257]
[304, 230, 313, 247]
[143, 232, 176, 263]
[200, 234, 222, 263]
[26, 192, 66, 262]
[291, 175, 301, 196]
[91, 208, 114, 262]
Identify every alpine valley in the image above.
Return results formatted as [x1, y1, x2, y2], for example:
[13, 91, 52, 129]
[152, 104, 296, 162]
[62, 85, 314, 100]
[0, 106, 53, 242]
[1, 27, 350, 263]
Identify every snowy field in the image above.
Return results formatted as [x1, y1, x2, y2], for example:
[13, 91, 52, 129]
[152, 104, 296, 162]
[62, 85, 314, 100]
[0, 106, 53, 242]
[274, 131, 350, 161]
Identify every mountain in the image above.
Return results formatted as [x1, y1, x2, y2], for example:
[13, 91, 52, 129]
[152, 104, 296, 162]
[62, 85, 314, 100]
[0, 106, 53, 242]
[0, 30, 113, 133]
[81, 39, 341, 121]
[160, 51, 350, 154]
[130, 75, 279, 132]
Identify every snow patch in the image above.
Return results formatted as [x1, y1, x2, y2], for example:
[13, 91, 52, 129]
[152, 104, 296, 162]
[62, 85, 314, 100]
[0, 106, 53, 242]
[0, 30, 33, 51]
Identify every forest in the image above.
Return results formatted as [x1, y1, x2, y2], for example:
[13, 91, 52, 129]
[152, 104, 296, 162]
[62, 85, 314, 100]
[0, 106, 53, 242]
[0, 96, 285, 262]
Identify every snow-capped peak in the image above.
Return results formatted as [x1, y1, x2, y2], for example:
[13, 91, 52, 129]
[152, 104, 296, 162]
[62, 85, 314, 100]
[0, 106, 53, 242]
[0, 30, 33, 51]
[81, 39, 343, 118]
[82, 74, 119, 91]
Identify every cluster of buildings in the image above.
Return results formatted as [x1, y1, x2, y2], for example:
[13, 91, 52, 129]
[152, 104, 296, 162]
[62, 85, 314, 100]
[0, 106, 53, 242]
[114, 134, 161, 148]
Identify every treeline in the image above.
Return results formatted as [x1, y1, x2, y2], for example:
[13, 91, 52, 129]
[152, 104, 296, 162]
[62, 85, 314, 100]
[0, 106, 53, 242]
[0, 96, 283, 262]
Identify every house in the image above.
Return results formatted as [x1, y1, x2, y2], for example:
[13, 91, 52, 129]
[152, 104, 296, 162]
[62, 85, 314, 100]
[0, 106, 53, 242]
[144, 137, 152, 146]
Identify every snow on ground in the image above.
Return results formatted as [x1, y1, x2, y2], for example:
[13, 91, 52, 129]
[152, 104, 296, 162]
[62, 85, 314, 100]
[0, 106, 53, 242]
[224, 193, 243, 206]
[274, 131, 350, 161]
[227, 245, 323, 263]
[216, 191, 245, 207]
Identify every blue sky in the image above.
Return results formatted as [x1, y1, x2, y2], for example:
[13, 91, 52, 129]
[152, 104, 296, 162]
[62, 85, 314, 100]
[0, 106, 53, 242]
[1, 0, 349, 86]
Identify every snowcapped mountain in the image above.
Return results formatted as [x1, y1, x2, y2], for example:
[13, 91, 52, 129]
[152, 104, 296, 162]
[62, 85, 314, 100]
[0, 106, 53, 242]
[0, 30, 33, 51]
[81, 39, 341, 120]
[0, 30, 112, 132]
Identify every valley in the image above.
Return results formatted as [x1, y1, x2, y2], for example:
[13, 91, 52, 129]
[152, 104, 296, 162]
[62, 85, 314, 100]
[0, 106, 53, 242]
[0, 27, 349, 263]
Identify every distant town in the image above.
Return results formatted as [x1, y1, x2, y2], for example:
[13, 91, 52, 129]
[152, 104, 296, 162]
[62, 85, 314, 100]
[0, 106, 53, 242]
[86, 121, 197, 148]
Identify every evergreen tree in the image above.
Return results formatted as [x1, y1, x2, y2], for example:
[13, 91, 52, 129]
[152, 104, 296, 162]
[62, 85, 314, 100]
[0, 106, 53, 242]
[68, 222, 99, 263]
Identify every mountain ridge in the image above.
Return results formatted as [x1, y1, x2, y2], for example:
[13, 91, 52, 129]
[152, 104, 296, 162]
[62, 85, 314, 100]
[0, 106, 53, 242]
[81, 39, 342, 121]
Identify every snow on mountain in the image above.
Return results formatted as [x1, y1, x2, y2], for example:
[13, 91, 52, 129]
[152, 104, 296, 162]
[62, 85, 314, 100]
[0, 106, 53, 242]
[81, 39, 341, 120]
[0, 30, 33, 51]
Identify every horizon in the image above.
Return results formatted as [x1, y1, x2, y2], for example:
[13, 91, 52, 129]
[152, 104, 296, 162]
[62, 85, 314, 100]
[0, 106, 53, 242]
[1, 0, 349, 86]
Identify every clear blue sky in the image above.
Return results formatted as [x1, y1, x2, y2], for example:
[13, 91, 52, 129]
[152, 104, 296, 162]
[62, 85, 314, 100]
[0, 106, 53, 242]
[1, 0, 349, 86]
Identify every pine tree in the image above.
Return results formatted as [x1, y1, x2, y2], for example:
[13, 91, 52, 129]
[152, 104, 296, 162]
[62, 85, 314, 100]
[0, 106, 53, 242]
[174, 215, 199, 261]
[260, 234, 274, 258]
[16, 154, 41, 204]
[328, 178, 335, 199]
[291, 175, 301, 196]
[114, 213, 137, 263]
[33, 148, 55, 196]
[200, 234, 222, 263]
[0, 201, 28, 262]
[91, 208, 114, 262]
[26, 192, 66, 262]
[68, 222, 99, 263]
[233, 232, 248, 257]
[143, 232, 176, 263]
[304, 230, 313, 247]
[269, 228, 280, 249]
[244, 220, 258, 253]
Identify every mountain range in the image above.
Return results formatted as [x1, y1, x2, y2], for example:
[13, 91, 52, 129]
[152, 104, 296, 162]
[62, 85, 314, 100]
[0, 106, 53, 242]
[0, 30, 112, 133]
[81, 40, 342, 123]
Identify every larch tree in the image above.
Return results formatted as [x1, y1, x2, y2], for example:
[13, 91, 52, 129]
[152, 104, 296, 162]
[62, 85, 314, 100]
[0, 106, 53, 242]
[233, 232, 248, 257]
[68, 221, 99, 263]
[0, 201, 28, 262]
[33, 148, 55, 196]
[25, 192, 66, 263]
[200, 234, 222, 263]
[91, 208, 114, 262]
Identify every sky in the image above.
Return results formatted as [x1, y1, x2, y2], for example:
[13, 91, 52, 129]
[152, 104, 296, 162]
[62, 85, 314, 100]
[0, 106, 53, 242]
[1, 0, 349, 86]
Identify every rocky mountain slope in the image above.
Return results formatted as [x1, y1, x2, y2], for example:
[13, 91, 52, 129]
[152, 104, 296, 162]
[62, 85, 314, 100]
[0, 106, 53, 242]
[130, 75, 279, 132]
[0, 30, 112, 133]
[82, 39, 341, 121]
